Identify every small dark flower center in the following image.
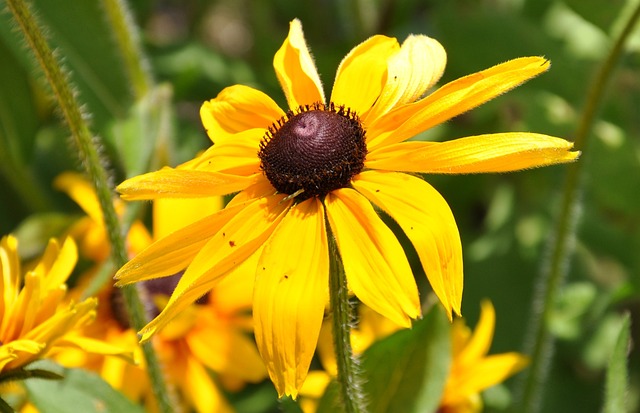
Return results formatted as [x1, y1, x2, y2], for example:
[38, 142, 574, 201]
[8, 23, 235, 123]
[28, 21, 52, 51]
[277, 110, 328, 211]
[258, 102, 367, 201]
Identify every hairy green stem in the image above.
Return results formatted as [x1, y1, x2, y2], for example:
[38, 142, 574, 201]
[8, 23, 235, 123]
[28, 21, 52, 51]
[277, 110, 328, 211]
[327, 228, 366, 413]
[100, 0, 153, 99]
[5, 1, 173, 412]
[517, 4, 640, 413]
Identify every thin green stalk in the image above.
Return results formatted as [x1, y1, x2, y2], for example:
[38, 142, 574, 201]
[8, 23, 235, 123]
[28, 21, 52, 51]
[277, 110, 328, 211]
[5, 1, 173, 412]
[101, 0, 153, 99]
[327, 227, 366, 413]
[517, 4, 640, 413]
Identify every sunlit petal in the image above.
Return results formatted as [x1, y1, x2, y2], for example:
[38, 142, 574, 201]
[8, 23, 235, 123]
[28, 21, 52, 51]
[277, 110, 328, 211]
[180, 128, 263, 176]
[254, 198, 329, 398]
[367, 57, 551, 149]
[325, 188, 420, 327]
[139, 195, 292, 342]
[363, 35, 447, 124]
[366, 133, 579, 173]
[274, 19, 325, 108]
[200, 85, 285, 143]
[331, 35, 399, 115]
[115, 202, 248, 285]
[116, 168, 260, 200]
[353, 171, 462, 318]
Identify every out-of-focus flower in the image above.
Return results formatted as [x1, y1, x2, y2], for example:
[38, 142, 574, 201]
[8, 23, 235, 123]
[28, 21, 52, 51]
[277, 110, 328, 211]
[55, 172, 266, 412]
[439, 300, 529, 413]
[115, 18, 578, 397]
[0, 234, 133, 377]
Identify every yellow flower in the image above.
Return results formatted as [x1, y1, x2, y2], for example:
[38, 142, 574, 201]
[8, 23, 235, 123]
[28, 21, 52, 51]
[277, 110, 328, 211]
[115, 19, 579, 397]
[440, 300, 529, 413]
[55, 172, 265, 412]
[0, 235, 132, 377]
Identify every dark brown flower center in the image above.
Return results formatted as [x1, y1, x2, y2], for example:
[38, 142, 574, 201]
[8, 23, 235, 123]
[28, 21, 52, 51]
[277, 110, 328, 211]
[258, 102, 367, 201]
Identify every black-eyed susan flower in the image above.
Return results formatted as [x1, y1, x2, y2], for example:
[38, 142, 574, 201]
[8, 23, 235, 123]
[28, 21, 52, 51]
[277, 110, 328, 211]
[55, 173, 265, 412]
[439, 300, 529, 413]
[115, 19, 579, 397]
[0, 235, 132, 379]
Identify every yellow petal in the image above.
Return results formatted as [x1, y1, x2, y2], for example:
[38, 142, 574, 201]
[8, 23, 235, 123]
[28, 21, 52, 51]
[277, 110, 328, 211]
[56, 335, 135, 363]
[353, 171, 462, 319]
[444, 353, 529, 406]
[363, 35, 446, 124]
[254, 198, 329, 398]
[34, 237, 77, 292]
[366, 133, 579, 173]
[115, 202, 248, 285]
[153, 196, 224, 240]
[139, 195, 292, 342]
[200, 85, 285, 143]
[116, 168, 259, 200]
[53, 172, 103, 222]
[325, 188, 420, 327]
[367, 57, 551, 149]
[180, 128, 263, 176]
[183, 355, 234, 413]
[274, 19, 325, 109]
[187, 324, 267, 382]
[330, 35, 399, 115]
[457, 300, 495, 366]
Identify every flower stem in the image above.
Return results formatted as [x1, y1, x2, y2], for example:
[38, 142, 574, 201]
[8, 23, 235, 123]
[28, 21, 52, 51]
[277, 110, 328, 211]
[100, 0, 153, 100]
[327, 228, 366, 413]
[517, 4, 640, 413]
[5, 1, 173, 412]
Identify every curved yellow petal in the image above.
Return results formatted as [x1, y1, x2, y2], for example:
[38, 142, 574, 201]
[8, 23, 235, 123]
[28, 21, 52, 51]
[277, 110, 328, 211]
[36, 237, 78, 291]
[116, 168, 259, 200]
[115, 202, 248, 285]
[325, 188, 420, 327]
[444, 353, 529, 406]
[200, 85, 285, 143]
[53, 172, 103, 222]
[274, 19, 325, 109]
[139, 195, 292, 342]
[457, 300, 495, 365]
[180, 128, 263, 176]
[366, 133, 579, 173]
[330, 35, 399, 116]
[353, 171, 462, 319]
[254, 198, 329, 398]
[363, 35, 446, 124]
[367, 57, 551, 149]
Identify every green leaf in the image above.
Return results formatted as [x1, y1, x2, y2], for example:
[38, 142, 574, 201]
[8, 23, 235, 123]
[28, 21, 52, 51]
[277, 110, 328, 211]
[564, 0, 627, 32]
[108, 84, 175, 178]
[0, 0, 132, 131]
[602, 313, 630, 413]
[24, 365, 144, 413]
[316, 305, 451, 413]
[360, 304, 451, 413]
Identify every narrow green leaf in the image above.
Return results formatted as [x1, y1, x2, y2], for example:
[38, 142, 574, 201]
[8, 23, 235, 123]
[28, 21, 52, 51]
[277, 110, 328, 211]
[602, 313, 630, 413]
[24, 366, 144, 413]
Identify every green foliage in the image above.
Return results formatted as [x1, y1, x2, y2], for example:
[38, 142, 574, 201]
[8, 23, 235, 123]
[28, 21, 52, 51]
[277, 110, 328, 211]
[24, 363, 144, 413]
[602, 314, 631, 413]
[318, 304, 451, 413]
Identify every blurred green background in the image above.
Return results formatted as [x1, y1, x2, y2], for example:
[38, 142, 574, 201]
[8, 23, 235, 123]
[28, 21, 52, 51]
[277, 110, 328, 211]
[0, 0, 638, 412]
